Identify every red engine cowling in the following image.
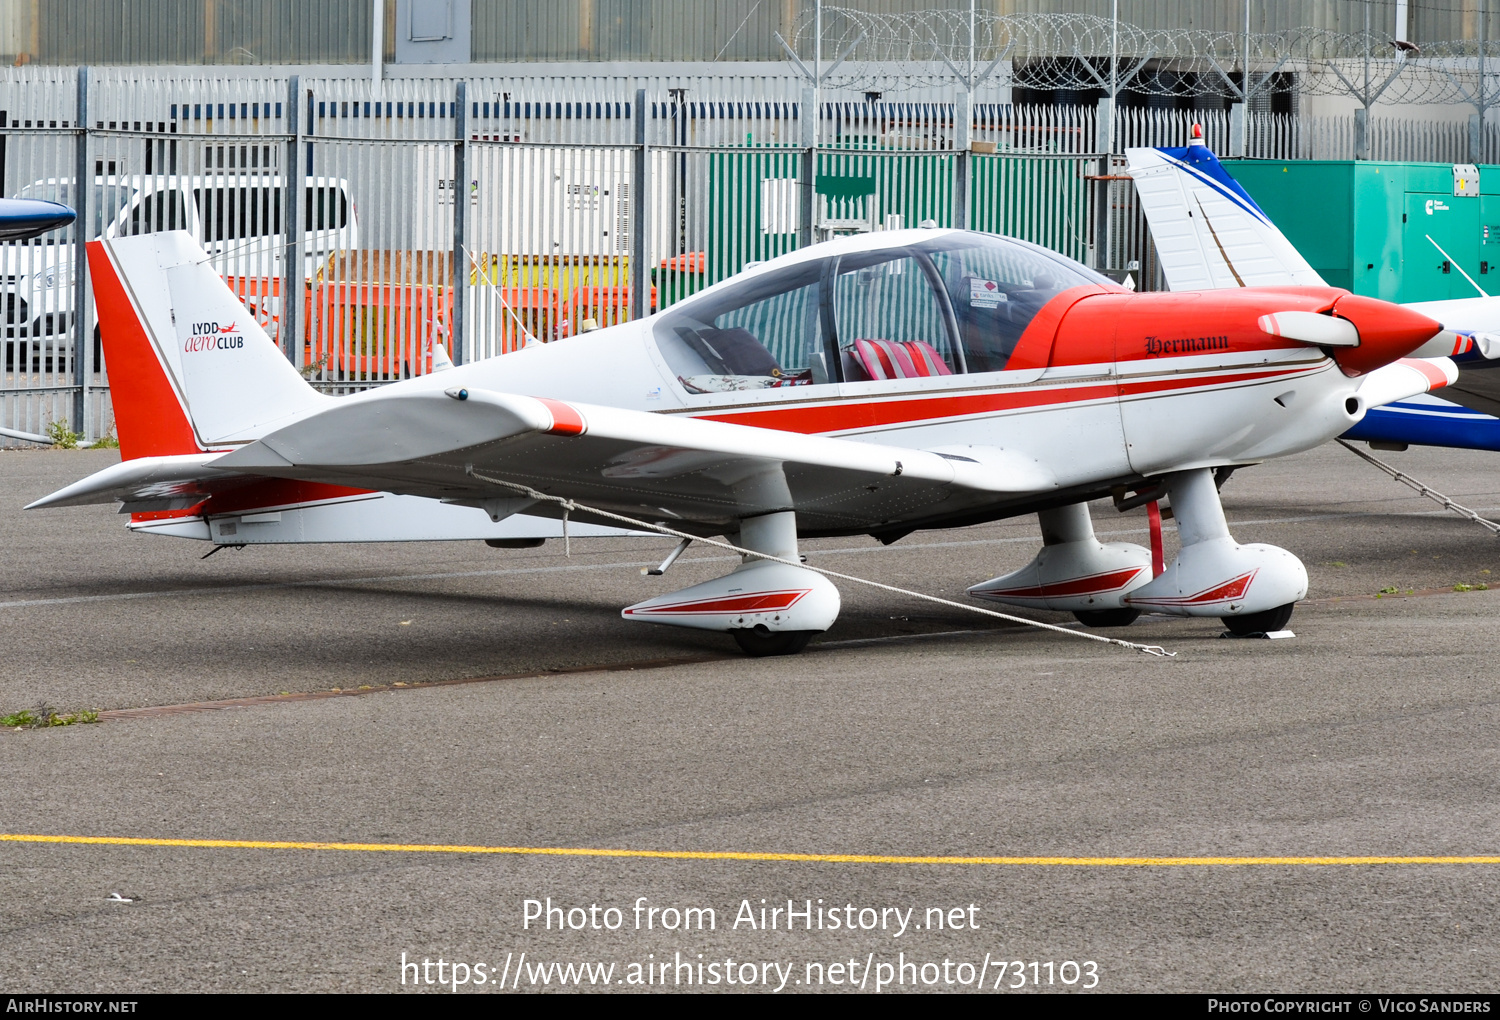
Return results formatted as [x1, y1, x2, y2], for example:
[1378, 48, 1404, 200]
[1327, 293, 1444, 376]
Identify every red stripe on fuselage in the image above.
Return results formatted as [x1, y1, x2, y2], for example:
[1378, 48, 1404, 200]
[127, 478, 374, 525]
[696, 363, 1322, 435]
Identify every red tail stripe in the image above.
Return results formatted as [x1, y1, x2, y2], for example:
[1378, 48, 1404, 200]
[86, 240, 200, 460]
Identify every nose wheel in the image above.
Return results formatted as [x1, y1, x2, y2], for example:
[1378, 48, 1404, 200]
[1221, 602, 1295, 636]
[1072, 607, 1142, 628]
[731, 627, 816, 657]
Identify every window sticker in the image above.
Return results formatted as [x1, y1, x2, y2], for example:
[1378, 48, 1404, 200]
[969, 277, 1005, 308]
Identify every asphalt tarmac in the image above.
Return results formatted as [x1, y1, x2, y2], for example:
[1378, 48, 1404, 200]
[1, 441, 1498, 994]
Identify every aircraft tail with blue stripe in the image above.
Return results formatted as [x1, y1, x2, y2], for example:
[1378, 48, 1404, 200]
[1125, 132, 1328, 291]
[1126, 130, 1500, 452]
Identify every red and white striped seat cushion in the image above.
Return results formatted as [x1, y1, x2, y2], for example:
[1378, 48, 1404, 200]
[852, 338, 954, 380]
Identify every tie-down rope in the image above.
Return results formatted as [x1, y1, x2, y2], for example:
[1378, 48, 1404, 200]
[1337, 439, 1500, 535]
[464, 467, 1174, 658]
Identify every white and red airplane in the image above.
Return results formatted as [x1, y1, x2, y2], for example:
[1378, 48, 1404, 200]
[29, 228, 1462, 654]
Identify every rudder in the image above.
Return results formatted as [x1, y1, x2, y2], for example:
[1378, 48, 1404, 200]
[91, 231, 326, 458]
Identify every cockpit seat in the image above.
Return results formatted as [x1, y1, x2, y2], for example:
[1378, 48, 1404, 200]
[851, 338, 953, 381]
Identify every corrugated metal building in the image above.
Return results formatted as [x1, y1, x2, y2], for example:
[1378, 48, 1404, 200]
[0, 1, 1483, 68]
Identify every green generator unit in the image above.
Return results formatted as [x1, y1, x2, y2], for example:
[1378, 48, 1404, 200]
[1223, 160, 1500, 303]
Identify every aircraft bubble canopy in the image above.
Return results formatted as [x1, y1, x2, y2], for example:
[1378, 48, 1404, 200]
[653, 232, 1116, 391]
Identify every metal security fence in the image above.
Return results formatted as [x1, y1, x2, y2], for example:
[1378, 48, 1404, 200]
[4, 64, 1497, 442]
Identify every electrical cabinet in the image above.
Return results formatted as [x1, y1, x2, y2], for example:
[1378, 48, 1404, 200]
[1224, 160, 1500, 302]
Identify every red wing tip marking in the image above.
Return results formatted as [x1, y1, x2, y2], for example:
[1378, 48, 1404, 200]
[970, 566, 1147, 600]
[625, 589, 811, 616]
[1125, 570, 1257, 607]
[534, 397, 587, 436]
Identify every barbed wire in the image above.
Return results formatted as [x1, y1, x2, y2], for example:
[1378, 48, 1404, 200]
[790, 8, 1500, 107]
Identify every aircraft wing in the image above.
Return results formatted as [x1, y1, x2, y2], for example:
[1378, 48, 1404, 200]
[172, 385, 1054, 533]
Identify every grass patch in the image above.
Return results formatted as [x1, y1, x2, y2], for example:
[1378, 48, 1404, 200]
[3, 707, 100, 728]
[1454, 583, 1489, 593]
[89, 427, 120, 449]
[45, 420, 81, 449]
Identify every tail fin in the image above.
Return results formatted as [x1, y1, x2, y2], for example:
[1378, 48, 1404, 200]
[1125, 139, 1326, 292]
[89, 232, 325, 459]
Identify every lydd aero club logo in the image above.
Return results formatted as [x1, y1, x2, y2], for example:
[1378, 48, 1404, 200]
[183, 320, 244, 353]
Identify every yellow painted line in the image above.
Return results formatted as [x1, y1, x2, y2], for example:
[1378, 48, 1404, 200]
[2, 833, 1499, 866]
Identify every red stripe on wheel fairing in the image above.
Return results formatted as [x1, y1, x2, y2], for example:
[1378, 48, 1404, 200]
[1126, 571, 1257, 608]
[971, 566, 1147, 601]
[624, 589, 811, 616]
[535, 397, 587, 435]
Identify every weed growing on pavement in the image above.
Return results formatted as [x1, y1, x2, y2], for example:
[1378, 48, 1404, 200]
[2, 706, 100, 728]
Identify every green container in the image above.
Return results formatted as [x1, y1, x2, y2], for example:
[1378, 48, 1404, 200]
[1224, 159, 1500, 302]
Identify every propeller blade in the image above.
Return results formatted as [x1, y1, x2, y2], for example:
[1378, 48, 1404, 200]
[1257, 311, 1360, 348]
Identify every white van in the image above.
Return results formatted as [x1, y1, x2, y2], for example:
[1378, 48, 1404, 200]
[3, 174, 358, 346]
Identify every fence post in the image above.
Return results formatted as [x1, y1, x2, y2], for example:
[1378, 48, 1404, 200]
[1095, 95, 1113, 153]
[1092, 154, 1110, 272]
[72, 67, 92, 438]
[451, 81, 468, 365]
[282, 75, 302, 364]
[1470, 113, 1483, 165]
[799, 86, 816, 249]
[1354, 107, 1369, 160]
[631, 88, 650, 321]
[953, 90, 971, 230]
[1228, 102, 1246, 157]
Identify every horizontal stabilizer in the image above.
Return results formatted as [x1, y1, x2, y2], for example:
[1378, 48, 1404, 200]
[25, 453, 230, 509]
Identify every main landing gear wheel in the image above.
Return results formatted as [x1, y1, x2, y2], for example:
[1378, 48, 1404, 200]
[1072, 608, 1141, 628]
[731, 627, 816, 657]
[1221, 602, 1295, 636]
